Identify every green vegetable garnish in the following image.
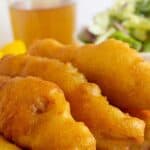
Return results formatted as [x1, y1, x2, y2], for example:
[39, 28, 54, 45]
[79, 0, 150, 52]
[112, 31, 142, 51]
[143, 41, 150, 52]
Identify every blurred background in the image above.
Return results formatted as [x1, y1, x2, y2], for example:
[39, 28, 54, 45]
[1, 0, 150, 53]
[0, 0, 113, 46]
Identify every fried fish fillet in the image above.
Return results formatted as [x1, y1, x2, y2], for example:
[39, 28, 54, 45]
[29, 39, 150, 110]
[0, 136, 21, 150]
[0, 55, 145, 149]
[0, 76, 95, 150]
[126, 110, 150, 150]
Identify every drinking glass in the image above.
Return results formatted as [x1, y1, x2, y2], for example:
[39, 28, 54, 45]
[9, 0, 76, 47]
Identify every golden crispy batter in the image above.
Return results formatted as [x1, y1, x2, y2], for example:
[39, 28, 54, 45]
[126, 110, 150, 150]
[29, 39, 150, 110]
[0, 76, 95, 150]
[0, 136, 21, 150]
[0, 55, 145, 149]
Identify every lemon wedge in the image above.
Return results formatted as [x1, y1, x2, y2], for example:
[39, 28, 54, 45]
[0, 41, 27, 58]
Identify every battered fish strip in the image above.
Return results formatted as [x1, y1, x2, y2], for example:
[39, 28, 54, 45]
[0, 136, 21, 150]
[0, 55, 145, 149]
[125, 110, 150, 150]
[0, 76, 95, 150]
[29, 39, 150, 109]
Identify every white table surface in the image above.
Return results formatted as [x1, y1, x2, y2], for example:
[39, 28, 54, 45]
[0, 0, 114, 47]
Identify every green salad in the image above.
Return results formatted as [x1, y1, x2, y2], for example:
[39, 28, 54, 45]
[79, 0, 150, 52]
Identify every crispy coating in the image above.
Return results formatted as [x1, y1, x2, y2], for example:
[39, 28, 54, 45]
[0, 55, 145, 149]
[0, 136, 21, 150]
[0, 76, 95, 150]
[126, 110, 150, 150]
[29, 39, 150, 110]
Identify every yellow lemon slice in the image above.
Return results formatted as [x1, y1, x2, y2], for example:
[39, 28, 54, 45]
[0, 41, 27, 58]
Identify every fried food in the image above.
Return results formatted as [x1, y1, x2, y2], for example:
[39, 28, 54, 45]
[126, 110, 150, 150]
[0, 136, 21, 150]
[0, 76, 95, 150]
[0, 55, 145, 149]
[29, 39, 150, 110]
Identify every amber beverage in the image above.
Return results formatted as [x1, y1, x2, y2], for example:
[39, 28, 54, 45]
[9, 1, 76, 47]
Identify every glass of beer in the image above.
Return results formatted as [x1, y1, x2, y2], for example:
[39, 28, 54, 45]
[9, 0, 76, 47]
